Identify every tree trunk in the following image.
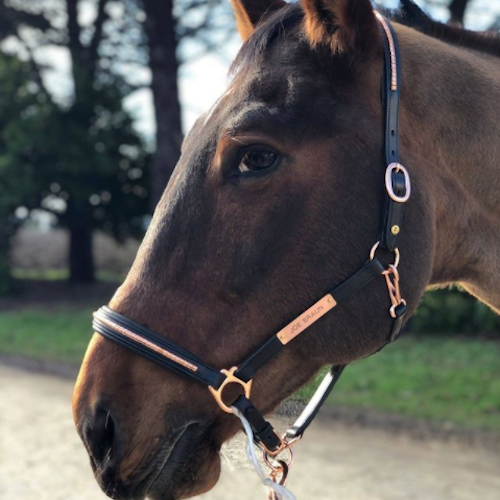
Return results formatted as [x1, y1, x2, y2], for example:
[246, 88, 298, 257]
[142, 0, 183, 209]
[68, 214, 95, 284]
[0, 220, 13, 296]
[449, 0, 471, 25]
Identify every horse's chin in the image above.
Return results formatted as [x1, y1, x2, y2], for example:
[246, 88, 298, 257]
[145, 428, 222, 500]
[147, 455, 221, 500]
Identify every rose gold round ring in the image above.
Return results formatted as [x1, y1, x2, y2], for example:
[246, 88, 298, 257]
[369, 242, 400, 269]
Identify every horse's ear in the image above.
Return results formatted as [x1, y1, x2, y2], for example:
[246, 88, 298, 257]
[301, 0, 379, 55]
[230, 0, 287, 41]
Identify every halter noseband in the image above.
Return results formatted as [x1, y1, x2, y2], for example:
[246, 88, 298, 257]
[93, 12, 410, 468]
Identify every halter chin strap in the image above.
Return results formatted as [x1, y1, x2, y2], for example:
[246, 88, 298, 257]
[92, 13, 410, 461]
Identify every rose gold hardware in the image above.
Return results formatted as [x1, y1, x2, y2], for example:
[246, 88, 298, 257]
[208, 366, 253, 414]
[268, 461, 290, 499]
[264, 448, 292, 472]
[269, 460, 289, 486]
[385, 163, 411, 203]
[374, 12, 398, 91]
[284, 434, 302, 448]
[263, 433, 298, 467]
[93, 312, 199, 373]
[391, 225, 400, 235]
[260, 432, 286, 457]
[382, 265, 407, 318]
[370, 241, 401, 269]
[276, 294, 337, 345]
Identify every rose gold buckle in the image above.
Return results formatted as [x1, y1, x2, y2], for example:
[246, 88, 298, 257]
[385, 163, 411, 203]
[208, 367, 253, 414]
[370, 241, 400, 269]
[260, 432, 285, 456]
[382, 264, 407, 318]
[263, 433, 299, 463]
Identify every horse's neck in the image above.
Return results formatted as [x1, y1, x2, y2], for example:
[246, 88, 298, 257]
[399, 26, 500, 312]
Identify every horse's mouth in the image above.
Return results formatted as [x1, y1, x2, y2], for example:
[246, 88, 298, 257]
[137, 423, 221, 500]
[91, 421, 221, 500]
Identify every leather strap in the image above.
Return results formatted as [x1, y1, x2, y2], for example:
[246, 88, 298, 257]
[235, 258, 385, 382]
[286, 365, 345, 440]
[232, 395, 283, 452]
[379, 18, 406, 252]
[93, 307, 226, 389]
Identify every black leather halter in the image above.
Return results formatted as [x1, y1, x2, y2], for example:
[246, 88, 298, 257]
[93, 14, 410, 457]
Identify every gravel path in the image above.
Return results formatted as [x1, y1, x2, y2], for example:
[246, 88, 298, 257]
[1, 364, 499, 500]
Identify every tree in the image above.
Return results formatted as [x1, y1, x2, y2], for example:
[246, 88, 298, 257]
[449, 0, 471, 24]
[0, 54, 50, 293]
[141, 0, 183, 207]
[0, 0, 150, 283]
[139, 0, 235, 206]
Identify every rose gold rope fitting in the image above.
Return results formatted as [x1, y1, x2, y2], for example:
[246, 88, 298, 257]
[370, 243, 406, 318]
[382, 264, 407, 318]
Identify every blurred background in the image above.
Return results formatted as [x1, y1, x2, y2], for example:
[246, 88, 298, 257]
[0, 1, 499, 499]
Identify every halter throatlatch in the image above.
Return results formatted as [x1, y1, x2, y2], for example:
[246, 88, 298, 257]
[92, 13, 410, 498]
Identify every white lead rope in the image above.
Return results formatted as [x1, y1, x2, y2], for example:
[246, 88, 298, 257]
[232, 406, 297, 500]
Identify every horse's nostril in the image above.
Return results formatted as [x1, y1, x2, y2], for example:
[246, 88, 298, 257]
[85, 407, 116, 465]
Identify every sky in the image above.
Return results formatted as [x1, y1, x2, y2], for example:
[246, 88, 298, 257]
[124, 0, 500, 141]
[16, 0, 500, 143]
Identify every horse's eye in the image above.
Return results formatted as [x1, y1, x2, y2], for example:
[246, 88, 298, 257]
[238, 150, 278, 173]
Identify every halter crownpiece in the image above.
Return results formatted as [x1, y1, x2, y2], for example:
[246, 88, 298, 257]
[92, 12, 410, 498]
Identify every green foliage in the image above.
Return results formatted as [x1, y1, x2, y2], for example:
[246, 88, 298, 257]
[0, 54, 47, 293]
[0, 50, 150, 288]
[10, 81, 150, 240]
[0, 308, 94, 365]
[409, 287, 500, 335]
[297, 336, 500, 430]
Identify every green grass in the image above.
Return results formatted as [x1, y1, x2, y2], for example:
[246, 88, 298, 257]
[0, 307, 499, 431]
[296, 336, 500, 430]
[0, 308, 94, 365]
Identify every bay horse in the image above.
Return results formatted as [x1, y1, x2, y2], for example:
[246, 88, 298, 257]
[73, 0, 500, 499]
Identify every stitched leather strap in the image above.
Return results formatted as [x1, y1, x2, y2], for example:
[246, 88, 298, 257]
[379, 18, 406, 251]
[235, 259, 385, 382]
[93, 307, 226, 389]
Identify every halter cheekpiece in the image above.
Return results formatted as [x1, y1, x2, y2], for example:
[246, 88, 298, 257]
[93, 12, 410, 496]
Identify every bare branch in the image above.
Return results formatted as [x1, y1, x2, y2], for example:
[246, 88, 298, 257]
[65, 0, 83, 55]
[89, 0, 109, 65]
[16, 34, 54, 104]
[449, 0, 472, 25]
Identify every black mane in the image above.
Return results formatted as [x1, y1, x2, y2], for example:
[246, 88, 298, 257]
[395, 0, 500, 58]
[231, 0, 500, 72]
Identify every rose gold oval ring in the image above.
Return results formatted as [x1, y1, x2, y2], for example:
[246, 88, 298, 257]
[385, 163, 411, 203]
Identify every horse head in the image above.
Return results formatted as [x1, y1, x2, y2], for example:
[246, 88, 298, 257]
[73, 1, 439, 498]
